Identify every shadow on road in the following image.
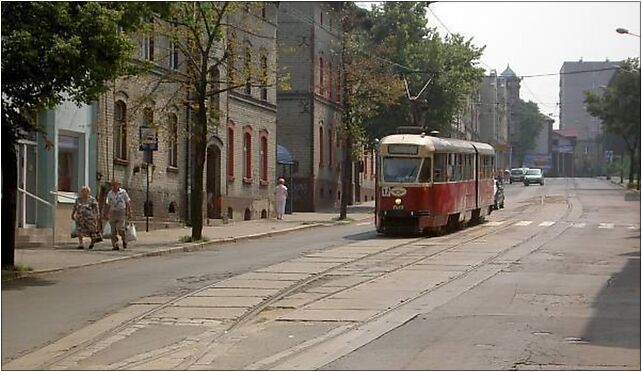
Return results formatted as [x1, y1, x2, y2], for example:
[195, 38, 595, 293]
[2, 276, 56, 291]
[581, 249, 640, 349]
[625, 192, 640, 202]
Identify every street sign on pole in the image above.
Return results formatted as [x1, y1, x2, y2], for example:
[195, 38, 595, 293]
[139, 126, 158, 151]
[139, 127, 157, 232]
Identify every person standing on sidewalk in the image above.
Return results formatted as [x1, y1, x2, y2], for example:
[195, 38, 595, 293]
[274, 178, 288, 220]
[103, 179, 131, 250]
[71, 186, 101, 249]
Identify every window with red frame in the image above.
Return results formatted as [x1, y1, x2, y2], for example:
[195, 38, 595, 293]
[328, 128, 333, 167]
[336, 70, 341, 103]
[328, 62, 333, 99]
[227, 127, 234, 178]
[260, 135, 268, 182]
[319, 126, 324, 167]
[319, 56, 324, 95]
[243, 131, 252, 179]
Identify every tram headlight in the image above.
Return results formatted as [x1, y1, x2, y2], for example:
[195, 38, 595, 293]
[395, 198, 402, 205]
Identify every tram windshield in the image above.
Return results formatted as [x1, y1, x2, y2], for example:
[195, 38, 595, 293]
[382, 157, 431, 183]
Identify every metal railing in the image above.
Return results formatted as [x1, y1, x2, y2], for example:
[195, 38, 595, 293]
[17, 188, 77, 248]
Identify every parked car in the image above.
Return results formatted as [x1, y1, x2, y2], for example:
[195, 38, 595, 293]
[523, 168, 544, 186]
[509, 168, 528, 184]
[493, 177, 505, 209]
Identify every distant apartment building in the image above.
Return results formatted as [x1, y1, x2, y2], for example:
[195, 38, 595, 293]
[277, 2, 346, 211]
[478, 65, 520, 172]
[559, 60, 620, 176]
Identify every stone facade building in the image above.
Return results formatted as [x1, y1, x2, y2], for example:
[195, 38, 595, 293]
[96, 5, 279, 225]
[276, 2, 346, 211]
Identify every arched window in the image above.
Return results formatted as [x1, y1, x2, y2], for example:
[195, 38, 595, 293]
[114, 101, 127, 160]
[227, 125, 235, 178]
[260, 55, 268, 101]
[168, 113, 178, 168]
[319, 126, 324, 167]
[243, 128, 252, 180]
[260, 134, 268, 182]
[143, 107, 154, 164]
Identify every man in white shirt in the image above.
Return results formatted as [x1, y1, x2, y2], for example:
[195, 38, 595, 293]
[103, 179, 131, 250]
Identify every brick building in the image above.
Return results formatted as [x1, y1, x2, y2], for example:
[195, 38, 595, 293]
[96, 5, 279, 225]
[276, 2, 346, 211]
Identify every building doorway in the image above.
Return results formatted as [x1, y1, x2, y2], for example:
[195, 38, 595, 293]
[17, 140, 38, 227]
[206, 144, 222, 219]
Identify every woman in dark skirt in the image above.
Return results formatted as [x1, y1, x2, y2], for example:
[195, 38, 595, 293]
[71, 185, 101, 249]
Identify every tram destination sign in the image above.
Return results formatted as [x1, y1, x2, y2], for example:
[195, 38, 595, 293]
[388, 144, 418, 155]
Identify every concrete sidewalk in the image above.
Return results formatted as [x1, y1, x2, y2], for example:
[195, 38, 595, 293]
[6, 202, 375, 280]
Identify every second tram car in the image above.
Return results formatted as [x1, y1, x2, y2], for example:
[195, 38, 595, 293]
[375, 133, 496, 234]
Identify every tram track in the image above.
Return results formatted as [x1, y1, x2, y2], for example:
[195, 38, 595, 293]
[42, 180, 575, 370]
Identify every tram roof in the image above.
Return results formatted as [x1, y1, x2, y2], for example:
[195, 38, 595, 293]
[380, 134, 495, 155]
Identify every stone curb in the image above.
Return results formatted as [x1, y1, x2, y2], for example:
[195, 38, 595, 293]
[3, 216, 372, 282]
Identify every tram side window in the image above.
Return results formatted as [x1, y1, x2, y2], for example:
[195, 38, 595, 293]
[418, 158, 432, 183]
[433, 153, 447, 182]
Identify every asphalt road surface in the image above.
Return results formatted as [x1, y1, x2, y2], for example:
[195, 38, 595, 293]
[2, 222, 374, 361]
[3, 177, 639, 370]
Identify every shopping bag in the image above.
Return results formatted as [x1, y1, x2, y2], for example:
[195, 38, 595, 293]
[102, 222, 112, 239]
[70, 221, 78, 238]
[125, 223, 137, 242]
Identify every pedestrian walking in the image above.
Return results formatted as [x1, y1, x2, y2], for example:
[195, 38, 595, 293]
[71, 186, 101, 249]
[103, 179, 131, 250]
[274, 178, 288, 220]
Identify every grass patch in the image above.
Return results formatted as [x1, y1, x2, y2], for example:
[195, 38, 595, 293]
[178, 235, 210, 243]
[4, 264, 33, 272]
[332, 216, 354, 222]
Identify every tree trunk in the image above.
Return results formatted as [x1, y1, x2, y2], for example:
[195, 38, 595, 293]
[190, 104, 207, 241]
[340, 129, 352, 220]
[2, 134, 17, 268]
[628, 146, 636, 187]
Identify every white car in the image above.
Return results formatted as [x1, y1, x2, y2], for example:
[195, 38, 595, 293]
[523, 168, 544, 186]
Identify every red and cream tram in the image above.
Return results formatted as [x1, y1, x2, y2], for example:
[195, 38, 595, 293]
[375, 133, 496, 234]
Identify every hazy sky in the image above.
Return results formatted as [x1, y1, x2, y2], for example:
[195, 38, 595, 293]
[359, 1, 641, 128]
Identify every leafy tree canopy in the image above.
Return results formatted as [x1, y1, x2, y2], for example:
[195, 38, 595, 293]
[585, 57, 640, 185]
[512, 99, 547, 163]
[363, 2, 485, 140]
[1, 1, 165, 139]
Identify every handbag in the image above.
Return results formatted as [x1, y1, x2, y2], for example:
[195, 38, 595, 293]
[125, 223, 137, 242]
[70, 220, 78, 238]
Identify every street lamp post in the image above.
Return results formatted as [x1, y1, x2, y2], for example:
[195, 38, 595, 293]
[616, 27, 641, 38]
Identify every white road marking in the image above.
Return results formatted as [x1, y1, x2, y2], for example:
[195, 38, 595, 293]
[485, 221, 505, 226]
[539, 221, 556, 227]
[628, 225, 639, 230]
[357, 222, 372, 226]
[514, 220, 533, 226]
[598, 223, 614, 229]
[572, 222, 586, 228]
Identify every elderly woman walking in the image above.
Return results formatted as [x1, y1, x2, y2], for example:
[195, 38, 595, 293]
[274, 178, 288, 220]
[71, 186, 101, 249]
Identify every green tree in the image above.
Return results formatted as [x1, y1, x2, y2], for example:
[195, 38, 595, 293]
[585, 58, 641, 188]
[338, 3, 405, 219]
[1, 2, 160, 268]
[364, 2, 485, 139]
[512, 99, 547, 166]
